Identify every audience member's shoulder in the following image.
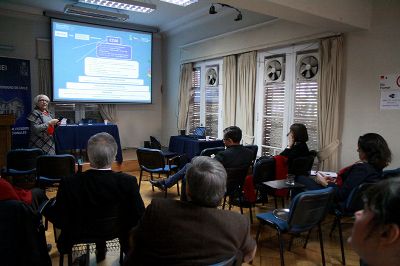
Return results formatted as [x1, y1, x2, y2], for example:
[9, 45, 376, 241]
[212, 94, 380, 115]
[215, 207, 250, 225]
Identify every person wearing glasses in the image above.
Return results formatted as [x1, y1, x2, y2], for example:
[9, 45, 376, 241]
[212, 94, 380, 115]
[27, 94, 60, 155]
[349, 176, 400, 266]
[150, 126, 254, 197]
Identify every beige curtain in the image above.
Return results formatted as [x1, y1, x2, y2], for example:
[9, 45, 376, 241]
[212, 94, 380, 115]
[99, 104, 117, 122]
[177, 63, 193, 130]
[235, 51, 257, 145]
[38, 59, 51, 96]
[222, 55, 237, 129]
[318, 36, 343, 171]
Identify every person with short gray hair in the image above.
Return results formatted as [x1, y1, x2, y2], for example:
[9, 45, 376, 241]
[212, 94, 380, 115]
[87, 132, 118, 169]
[185, 156, 226, 207]
[125, 156, 257, 265]
[46, 132, 145, 263]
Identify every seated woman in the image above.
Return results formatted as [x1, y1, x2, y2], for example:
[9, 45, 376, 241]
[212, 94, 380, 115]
[297, 133, 391, 207]
[279, 123, 310, 173]
[349, 176, 400, 266]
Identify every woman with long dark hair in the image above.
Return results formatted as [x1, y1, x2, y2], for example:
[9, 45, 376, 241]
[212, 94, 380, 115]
[280, 123, 310, 171]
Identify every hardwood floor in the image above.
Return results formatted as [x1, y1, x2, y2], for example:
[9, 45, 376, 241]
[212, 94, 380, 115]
[45, 156, 361, 265]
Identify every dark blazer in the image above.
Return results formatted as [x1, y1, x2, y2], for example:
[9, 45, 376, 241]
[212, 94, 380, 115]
[280, 141, 309, 171]
[214, 144, 254, 169]
[126, 199, 256, 265]
[49, 169, 145, 251]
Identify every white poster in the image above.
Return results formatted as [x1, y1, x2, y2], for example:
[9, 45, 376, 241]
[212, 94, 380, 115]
[380, 74, 400, 110]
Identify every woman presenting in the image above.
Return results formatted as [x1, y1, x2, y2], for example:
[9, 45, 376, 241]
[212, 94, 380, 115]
[27, 94, 59, 155]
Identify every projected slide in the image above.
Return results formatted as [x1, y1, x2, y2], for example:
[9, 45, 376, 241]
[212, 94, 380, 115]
[52, 19, 152, 103]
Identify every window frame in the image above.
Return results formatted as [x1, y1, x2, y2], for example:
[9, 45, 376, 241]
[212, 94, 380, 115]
[254, 42, 319, 156]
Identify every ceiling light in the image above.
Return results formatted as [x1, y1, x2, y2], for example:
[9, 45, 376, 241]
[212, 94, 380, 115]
[160, 0, 198, 6]
[64, 4, 129, 21]
[78, 0, 156, 13]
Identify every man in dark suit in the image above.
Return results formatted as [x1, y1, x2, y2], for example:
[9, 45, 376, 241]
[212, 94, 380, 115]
[150, 126, 254, 191]
[46, 132, 145, 262]
[126, 156, 257, 265]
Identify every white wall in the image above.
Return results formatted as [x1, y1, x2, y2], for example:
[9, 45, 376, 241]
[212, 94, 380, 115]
[162, 0, 400, 169]
[341, 0, 400, 169]
[0, 11, 163, 149]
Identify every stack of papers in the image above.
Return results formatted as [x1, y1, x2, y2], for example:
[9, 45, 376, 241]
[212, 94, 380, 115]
[310, 171, 337, 178]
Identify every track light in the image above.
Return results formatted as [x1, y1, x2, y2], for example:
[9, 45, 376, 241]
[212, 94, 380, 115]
[209, 3, 242, 21]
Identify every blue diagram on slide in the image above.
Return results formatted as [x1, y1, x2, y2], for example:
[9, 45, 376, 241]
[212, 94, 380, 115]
[52, 20, 152, 103]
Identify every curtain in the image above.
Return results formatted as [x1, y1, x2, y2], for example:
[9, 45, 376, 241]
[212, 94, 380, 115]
[177, 63, 193, 130]
[38, 59, 51, 96]
[99, 104, 117, 122]
[222, 55, 237, 129]
[235, 51, 257, 145]
[318, 36, 343, 171]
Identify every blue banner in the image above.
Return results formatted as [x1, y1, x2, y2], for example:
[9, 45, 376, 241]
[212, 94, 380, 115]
[0, 57, 31, 149]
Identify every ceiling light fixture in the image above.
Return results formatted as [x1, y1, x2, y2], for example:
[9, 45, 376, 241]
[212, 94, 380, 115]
[78, 0, 156, 13]
[64, 4, 129, 21]
[209, 3, 242, 21]
[160, 0, 198, 7]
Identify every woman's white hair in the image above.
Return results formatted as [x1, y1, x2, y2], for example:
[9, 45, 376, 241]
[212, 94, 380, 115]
[33, 94, 50, 107]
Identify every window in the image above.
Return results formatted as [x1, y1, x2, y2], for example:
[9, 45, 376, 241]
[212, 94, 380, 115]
[255, 43, 319, 156]
[187, 59, 223, 138]
[51, 103, 101, 124]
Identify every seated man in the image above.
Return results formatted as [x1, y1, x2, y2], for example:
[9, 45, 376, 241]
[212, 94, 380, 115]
[125, 156, 257, 265]
[45, 132, 145, 262]
[150, 126, 254, 191]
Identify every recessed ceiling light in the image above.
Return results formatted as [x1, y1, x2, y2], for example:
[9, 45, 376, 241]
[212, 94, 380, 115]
[78, 0, 156, 13]
[160, 0, 198, 7]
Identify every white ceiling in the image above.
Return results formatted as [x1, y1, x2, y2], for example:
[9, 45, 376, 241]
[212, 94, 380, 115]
[0, 0, 276, 34]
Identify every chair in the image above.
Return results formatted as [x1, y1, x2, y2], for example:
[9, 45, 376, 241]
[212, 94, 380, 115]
[329, 183, 374, 265]
[289, 150, 317, 176]
[244, 144, 258, 162]
[136, 148, 179, 197]
[200, 146, 225, 157]
[80, 118, 97, 124]
[56, 206, 124, 266]
[0, 200, 51, 266]
[193, 126, 206, 136]
[256, 187, 334, 266]
[36, 154, 76, 190]
[252, 156, 275, 204]
[149, 136, 177, 158]
[1, 148, 44, 185]
[223, 167, 254, 223]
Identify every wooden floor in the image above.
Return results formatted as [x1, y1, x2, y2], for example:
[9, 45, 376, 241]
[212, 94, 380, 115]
[45, 151, 361, 266]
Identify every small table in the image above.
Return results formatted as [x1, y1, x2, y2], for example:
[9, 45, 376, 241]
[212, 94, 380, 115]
[262, 180, 306, 190]
[168, 135, 224, 160]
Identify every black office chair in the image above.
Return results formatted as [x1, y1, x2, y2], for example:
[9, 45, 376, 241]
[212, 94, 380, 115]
[136, 148, 179, 197]
[56, 206, 124, 266]
[223, 167, 254, 223]
[244, 144, 258, 162]
[200, 147, 225, 157]
[256, 187, 334, 266]
[329, 183, 374, 265]
[36, 154, 76, 190]
[1, 148, 44, 186]
[149, 136, 177, 158]
[289, 150, 317, 176]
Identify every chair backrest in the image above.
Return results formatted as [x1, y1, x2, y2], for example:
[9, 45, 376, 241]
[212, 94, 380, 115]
[0, 200, 51, 266]
[225, 167, 249, 196]
[6, 148, 44, 171]
[149, 136, 162, 150]
[344, 182, 375, 213]
[36, 154, 76, 180]
[287, 187, 334, 233]
[252, 156, 275, 185]
[193, 126, 206, 137]
[244, 145, 258, 162]
[80, 118, 97, 124]
[136, 148, 165, 170]
[200, 147, 225, 157]
[290, 151, 316, 176]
